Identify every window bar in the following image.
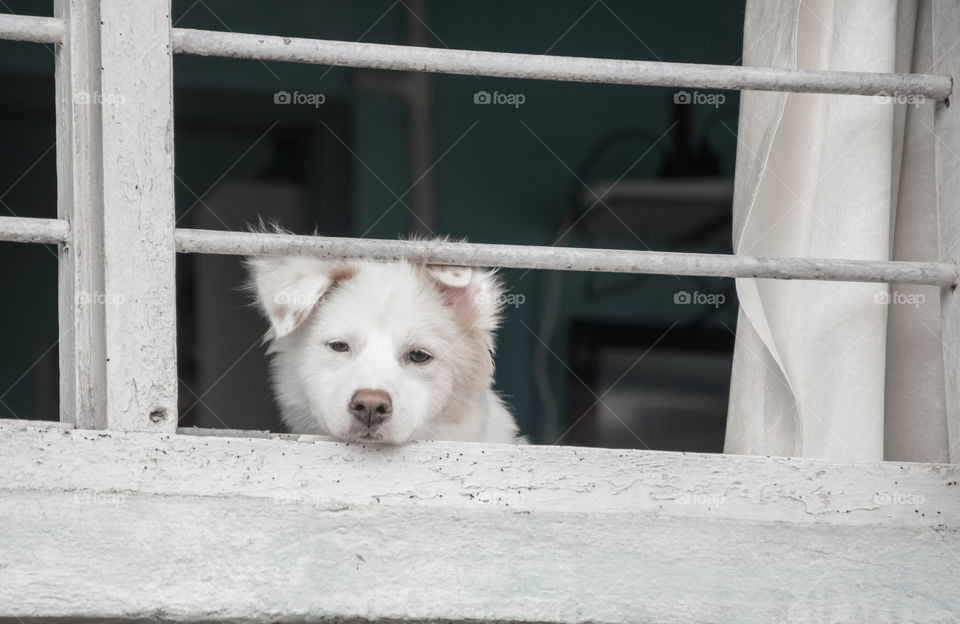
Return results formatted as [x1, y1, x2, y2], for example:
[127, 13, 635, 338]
[96, 0, 178, 432]
[933, 1, 960, 462]
[0, 13, 949, 100]
[171, 27, 952, 99]
[0, 215, 69, 244]
[54, 0, 106, 429]
[0, 13, 63, 44]
[175, 228, 958, 286]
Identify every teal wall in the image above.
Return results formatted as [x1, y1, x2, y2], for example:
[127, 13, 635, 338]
[0, 1, 743, 440]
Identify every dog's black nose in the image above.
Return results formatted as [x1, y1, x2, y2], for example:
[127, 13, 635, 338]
[349, 388, 393, 427]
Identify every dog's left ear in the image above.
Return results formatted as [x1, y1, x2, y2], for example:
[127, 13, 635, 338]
[426, 265, 503, 340]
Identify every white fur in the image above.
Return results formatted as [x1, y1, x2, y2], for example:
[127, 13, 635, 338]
[247, 254, 522, 445]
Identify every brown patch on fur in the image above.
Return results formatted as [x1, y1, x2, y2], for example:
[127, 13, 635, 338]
[283, 264, 356, 333]
[328, 264, 357, 286]
[433, 295, 497, 430]
[419, 265, 497, 377]
[407, 264, 500, 430]
[289, 307, 307, 330]
[434, 324, 496, 430]
[449, 307, 496, 372]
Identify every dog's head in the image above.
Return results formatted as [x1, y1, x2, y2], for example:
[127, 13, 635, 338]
[248, 255, 503, 444]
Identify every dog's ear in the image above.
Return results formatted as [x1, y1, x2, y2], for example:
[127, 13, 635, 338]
[426, 265, 504, 345]
[246, 256, 354, 340]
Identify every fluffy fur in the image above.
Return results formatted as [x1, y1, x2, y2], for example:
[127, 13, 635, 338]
[247, 253, 521, 444]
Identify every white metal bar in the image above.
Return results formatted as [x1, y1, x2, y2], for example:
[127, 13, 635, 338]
[171, 27, 954, 99]
[55, 0, 107, 430]
[175, 228, 959, 286]
[0, 215, 69, 244]
[933, 2, 960, 463]
[98, 0, 178, 432]
[0, 13, 64, 44]
[1, 423, 958, 622]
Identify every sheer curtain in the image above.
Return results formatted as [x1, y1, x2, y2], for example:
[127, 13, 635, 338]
[725, 0, 954, 462]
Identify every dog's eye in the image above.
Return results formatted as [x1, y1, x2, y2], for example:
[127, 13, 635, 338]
[328, 341, 350, 353]
[407, 349, 432, 364]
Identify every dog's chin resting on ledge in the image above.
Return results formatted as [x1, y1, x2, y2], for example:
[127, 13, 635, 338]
[247, 252, 523, 445]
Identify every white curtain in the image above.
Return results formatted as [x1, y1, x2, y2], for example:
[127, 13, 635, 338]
[726, 0, 955, 462]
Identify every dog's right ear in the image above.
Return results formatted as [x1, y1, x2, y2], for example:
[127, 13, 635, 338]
[246, 256, 354, 340]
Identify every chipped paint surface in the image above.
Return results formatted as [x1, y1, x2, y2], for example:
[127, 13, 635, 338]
[98, 0, 178, 431]
[932, 2, 960, 464]
[0, 422, 957, 622]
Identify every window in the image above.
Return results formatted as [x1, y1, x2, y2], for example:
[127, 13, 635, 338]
[0, 2, 957, 621]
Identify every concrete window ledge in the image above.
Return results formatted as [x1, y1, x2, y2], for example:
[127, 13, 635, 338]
[0, 420, 957, 623]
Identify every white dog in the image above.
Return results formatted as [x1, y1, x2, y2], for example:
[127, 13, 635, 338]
[248, 254, 522, 444]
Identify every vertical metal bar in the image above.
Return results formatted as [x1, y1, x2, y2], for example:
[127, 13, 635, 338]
[98, 0, 178, 431]
[55, 0, 107, 428]
[932, 2, 960, 462]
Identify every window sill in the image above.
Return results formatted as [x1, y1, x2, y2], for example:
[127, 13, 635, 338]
[1, 419, 957, 622]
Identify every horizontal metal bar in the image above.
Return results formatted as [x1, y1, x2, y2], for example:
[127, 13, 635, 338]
[0, 13, 64, 44]
[175, 228, 959, 286]
[171, 27, 953, 99]
[0, 216, 70, 244]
